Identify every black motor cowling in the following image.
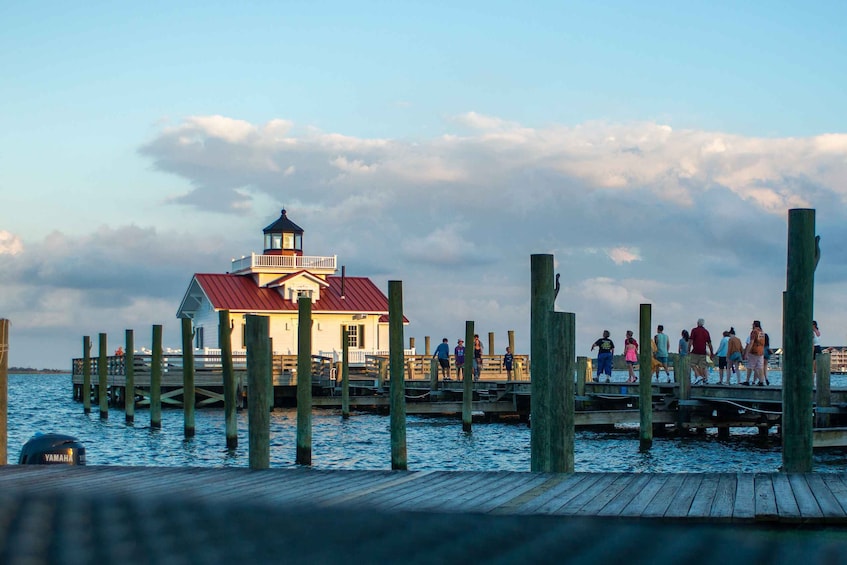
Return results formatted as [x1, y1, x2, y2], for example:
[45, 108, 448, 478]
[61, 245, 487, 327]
[18, 433, 86, 465]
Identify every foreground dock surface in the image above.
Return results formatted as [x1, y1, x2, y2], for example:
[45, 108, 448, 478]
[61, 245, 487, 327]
[2, 467, 847, 564]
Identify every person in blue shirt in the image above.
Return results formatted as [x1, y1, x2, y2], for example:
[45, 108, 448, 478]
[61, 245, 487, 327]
[454, 339, 465, 380]
[433, 338, 451, 380]
[503, 347, 514, 379]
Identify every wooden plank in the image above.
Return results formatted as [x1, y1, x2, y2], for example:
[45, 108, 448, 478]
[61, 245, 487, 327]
[365, 471, 461, 509]
[820, 474, 847, 514]
[434, 472, 528, 512]
[619, 474, 669, 517]
[688, 473, 719, 517]
[596, 473, 652, 517]
[663, 474, 703, 518]
[641, 474, 685, 518]
[733, 473, 755, 520]
[549, 473, 620, 515]
[474, 473, 558, 513]
[771, 473, 801, 520]
[512, 473, 598, 514]
[804, 473, 847, 518]
[322, 470, 434, 506]
[787, 474, 823, 519]
[709, 473, 736, 520]
[753, 473, 779, 520]
[576, 473, 637, 515]
[381, 471, 495, 511]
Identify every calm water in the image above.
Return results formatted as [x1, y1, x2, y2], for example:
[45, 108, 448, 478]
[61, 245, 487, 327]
[5, 373, 847, 472]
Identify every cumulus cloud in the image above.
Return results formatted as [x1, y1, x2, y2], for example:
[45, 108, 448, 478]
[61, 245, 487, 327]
[0, 230, 23, 255]
[607, 247, 641, 265]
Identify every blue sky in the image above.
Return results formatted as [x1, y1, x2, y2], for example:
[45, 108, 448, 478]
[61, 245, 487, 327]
[2, 1, 847, 367]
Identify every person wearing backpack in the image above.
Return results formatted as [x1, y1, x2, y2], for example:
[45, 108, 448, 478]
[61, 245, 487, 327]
[743, 320, 766, 386]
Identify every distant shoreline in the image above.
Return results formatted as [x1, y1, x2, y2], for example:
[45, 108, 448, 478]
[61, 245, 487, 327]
[8, 369, 67, 374]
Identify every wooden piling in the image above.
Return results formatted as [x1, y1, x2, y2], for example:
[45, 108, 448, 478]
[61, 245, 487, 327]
[296, 297, 313, 466]
[463, 321, 474, 432]
[783, 208, 815, 473]
[125, 330, 135, 424]
[220, 310, 237, 449]
[815, 352, 832, 428]
[341, 328, 350, 419]
[424, 336, 430, 356]
[549, 312, 575, 473]
[150, 325, 163, 429]
[488, 332, 495, 360]
[268, 337, 275, 411]
[0, 319, 8, 465]
[98, 333, 108, 419]
[676, 355, 691, 431]
[181, 318, 195, 438]
[530, 254, 554, 472]
[246, 315, 270, 470]
[409, 337, 415, 352]
[576, 356, 587, 397]
[638, 304, 652, 450]
[388, 281, 407, 470]
[82, 336, 92, 414]
[429, 358, 438, 391]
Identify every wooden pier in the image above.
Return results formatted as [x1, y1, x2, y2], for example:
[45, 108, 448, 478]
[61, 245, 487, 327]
[1, 466, 847, 563]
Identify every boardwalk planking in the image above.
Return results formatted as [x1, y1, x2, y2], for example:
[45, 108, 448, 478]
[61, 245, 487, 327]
[3, 467, 847, 524]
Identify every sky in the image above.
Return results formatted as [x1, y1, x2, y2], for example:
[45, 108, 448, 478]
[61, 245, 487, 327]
[2, 1, 847, 369]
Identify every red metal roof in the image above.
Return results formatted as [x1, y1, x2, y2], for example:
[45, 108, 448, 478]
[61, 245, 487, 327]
[194, 273, 393, 314]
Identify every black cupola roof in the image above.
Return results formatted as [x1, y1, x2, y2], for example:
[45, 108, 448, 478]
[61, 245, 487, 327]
[263, 209, 304, 234]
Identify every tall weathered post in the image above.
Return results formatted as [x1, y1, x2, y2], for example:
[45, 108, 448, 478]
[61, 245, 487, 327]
[424, 336, 431, 356]
[463, 321, 475, 432]
[576, 356, 587, 397]
[815, 352, 832, 428]
[219, 310, 237, 448]
[82, 336, 92, 414]
[296, 297, 313, 465]
[125, 329, 135, 424]
[549, 312, 575, 472]
[783, 208, 816, 472]
[341, 328, 350, 419]
[181, 318, 196, 438]
[676, 354, 691, 431]
[409, 337, 415, 352]
[488, 332, 495, 361]
[98, 333, 108, 419]
[0, 319, 8, 465]
[530, 254, 554, 472]
[150, 325, 163, 429]
[638, 304, 653, 450]
[388, 281, 407, 470]
[246, 315, 270, 470]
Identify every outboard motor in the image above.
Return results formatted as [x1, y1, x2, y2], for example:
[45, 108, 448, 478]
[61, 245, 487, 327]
[18, 433, 86, 465]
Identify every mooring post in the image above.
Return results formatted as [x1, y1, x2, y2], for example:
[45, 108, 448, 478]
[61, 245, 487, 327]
[488, 332, 495, 363]
[0, 319, 8, 465]
[246, 315, 270, 470]
[296, 297, 313, 465]
[151, 325, 163, 429]
[377, 358, 387, 389]
[463, 321, 475, 432]
[181, 318, 196, 438]
[676, 355, 691, 431]
[815, 352, 831, 428]
[409, 337, 415, 352]
[82, 336, 92, 414]
[638, 304, 653, 450]
[341, 328, 350, 419]
[576, 356, 587, 397]
[125, 329, 135, 424]
[549, 312, 575, 472]
[429, 357, 438, 391]
[220, 310, 237, 449]
[424, 336, 431, 356]
[98, 333, 108, 419]
[388, 281, 407, 470]
[783, 208, 816, 473]
[530, 254, 554, 472]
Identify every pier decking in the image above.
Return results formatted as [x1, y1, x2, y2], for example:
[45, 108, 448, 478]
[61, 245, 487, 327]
[2, 466, 847, 563]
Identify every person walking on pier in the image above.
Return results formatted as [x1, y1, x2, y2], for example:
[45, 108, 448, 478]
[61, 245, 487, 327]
[454, 339, 465, 380]
[653, 325, 671, 382]
[743, 321, 766, 386]
[715, 330, 730, 384]
[591, 330, 615, 382]
[813, 320, 822, 373]
[434, 338, 451, 380]
[503, 346, 514, 379]
[726, 328, 744, 384]
[624, 330, 639, 383]
[472, 334, 483, 381]
[689, 319, 714, 385]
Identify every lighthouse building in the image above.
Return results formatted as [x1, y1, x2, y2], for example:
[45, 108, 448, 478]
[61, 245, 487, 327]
[176, 210, 407, 364]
